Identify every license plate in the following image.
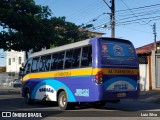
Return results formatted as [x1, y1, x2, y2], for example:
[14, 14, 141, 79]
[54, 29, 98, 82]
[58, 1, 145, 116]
[117, 93, 126, 97]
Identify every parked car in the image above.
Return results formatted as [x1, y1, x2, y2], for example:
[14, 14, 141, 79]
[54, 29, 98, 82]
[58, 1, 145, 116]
[9, 79, 22, 87]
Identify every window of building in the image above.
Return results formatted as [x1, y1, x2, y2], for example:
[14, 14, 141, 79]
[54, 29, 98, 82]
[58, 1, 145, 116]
[12, 58, 15, 62]
[18, 57, 22, 65]
[8, 58, 11, 65]
[138, 56, 148, 64]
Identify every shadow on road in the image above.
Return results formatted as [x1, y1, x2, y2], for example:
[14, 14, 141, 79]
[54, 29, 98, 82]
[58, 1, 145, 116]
[0, 95, 160, 117]
[0, 95, 160, 112]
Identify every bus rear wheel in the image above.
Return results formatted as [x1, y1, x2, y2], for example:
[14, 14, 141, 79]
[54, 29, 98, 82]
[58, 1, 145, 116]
[25, 90, 34, 104]
[58, 91, 74, 110]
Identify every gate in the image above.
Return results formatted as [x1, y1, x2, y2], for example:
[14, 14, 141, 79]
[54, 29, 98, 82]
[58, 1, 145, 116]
[156, 55, 160, 87]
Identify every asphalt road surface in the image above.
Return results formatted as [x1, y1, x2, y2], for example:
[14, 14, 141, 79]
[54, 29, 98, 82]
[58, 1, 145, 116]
[0, 94, 160, 119]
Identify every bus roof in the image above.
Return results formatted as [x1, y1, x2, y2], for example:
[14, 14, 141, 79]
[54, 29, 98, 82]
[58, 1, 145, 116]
[29, 37, 132, 58]
[29, 38, 91, 58]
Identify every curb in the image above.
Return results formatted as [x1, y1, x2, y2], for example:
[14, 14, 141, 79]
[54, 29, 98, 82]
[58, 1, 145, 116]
[137, 95, 160, 104]
[0, 89, 21, 95]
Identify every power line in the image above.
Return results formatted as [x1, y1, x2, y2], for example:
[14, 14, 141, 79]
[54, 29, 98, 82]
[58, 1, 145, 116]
[77, 1, 160, 39]
[116, 8, 160, 17]
[120, 0, 149, 25]
[116, 10, 160, 23]
[102, 0, 111, 9]
[67, 0, 101, 19]
[87, 15, 160, 31]
[71, 3, 106, 22]
[81, 12, 107, 27]
[116, 15, 160, 25]
[116, 3, 160, 13]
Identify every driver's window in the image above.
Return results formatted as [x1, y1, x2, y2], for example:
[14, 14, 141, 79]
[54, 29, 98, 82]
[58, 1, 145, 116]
[24, 58, 33, 74]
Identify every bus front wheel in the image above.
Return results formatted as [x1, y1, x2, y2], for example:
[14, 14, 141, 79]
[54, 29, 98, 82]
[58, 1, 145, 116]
[25, 90, 34, 104]
[58, 91, 74, 110]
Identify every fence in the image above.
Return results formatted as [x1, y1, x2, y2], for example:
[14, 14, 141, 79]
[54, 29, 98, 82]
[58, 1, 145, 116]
[138, 56, 149, 91]
[0, 72, 19, 87]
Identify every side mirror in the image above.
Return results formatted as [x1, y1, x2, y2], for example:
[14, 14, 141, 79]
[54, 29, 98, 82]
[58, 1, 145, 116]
[22, 63, 24, 67]
[20, 67, 24, 72]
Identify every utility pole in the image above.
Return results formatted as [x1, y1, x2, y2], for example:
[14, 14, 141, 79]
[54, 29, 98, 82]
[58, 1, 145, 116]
[103, 0, 115, 38]
[111, 0, 115, 38]
[153, 23, 157, 52]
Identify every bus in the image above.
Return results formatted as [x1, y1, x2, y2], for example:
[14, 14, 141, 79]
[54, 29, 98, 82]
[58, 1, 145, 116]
[20, 37, 140, 110]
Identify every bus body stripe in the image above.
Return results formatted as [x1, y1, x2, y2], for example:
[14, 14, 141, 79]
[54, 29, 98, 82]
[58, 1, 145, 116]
[22, 68, 139, 82]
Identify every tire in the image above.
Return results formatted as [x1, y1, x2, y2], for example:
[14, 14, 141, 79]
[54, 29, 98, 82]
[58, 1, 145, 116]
[58, 91, 74, 110]
[90, 101, 106, 108]
[25, 90, 34, 104]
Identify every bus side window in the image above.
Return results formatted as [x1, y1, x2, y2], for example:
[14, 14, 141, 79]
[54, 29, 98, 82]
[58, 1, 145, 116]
[56, 52, 65, 70]
[72, 48, 81, 68]
[38, 56, 46, 72]
[24, 58, 32, 74]
[51, 53, 58, 70]
[81, 46, 92, 67]
[31, 57, 39, 72]
[65, 50, 73, 69]
[45, 55, 52, 71]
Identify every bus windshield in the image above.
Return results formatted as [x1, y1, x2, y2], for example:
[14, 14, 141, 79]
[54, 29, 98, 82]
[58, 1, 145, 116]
[100, 40, 137, 66]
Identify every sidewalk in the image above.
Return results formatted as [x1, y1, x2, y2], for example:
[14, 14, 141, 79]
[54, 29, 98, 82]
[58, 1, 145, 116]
[0, 87, 21, 95]
[0, 87, 159, 104]
[137, 90, 160, 104]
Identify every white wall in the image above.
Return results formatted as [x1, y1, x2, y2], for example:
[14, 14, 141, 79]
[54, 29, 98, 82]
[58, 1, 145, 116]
[139, 64, 149, 91]
[6, 50, 26, 73]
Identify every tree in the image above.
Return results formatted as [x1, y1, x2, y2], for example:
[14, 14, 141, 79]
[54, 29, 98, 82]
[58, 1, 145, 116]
[0, 0, 93, 58]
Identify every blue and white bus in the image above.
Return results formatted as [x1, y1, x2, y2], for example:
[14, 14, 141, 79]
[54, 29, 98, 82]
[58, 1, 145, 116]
[21, 37, 140, 110]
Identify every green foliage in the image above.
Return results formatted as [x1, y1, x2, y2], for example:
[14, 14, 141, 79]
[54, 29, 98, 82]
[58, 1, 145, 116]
[0, 0, 94, 54]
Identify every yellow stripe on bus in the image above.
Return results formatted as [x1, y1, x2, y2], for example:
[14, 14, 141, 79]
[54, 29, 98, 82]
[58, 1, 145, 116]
[22, 68, 139, 82]
[92, 68, 139, 75]
[22, 68, 93, 82]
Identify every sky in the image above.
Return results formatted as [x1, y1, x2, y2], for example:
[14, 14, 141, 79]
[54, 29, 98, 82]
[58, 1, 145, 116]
[0, 0, 160, 66]
[34, 0, 160, 48]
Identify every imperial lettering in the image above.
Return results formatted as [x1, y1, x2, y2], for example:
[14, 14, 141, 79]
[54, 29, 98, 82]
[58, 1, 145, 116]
[39, 88, 54, 93]
[108, 69, 134, 74]
[55, 72, 71, 77]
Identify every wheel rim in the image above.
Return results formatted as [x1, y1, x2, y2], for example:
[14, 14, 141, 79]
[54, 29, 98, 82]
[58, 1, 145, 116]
[60, 95, 66, 107]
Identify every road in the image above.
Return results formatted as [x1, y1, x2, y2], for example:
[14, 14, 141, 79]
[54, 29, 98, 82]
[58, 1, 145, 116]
[0, 94, 159, 119]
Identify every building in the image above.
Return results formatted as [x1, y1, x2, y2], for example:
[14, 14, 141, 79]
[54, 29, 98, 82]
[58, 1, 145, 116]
[6, 50, 26, 78]
[0, 67, 6, 73]
[78, 29, 105, 37]
[136, 41, 160, 91]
